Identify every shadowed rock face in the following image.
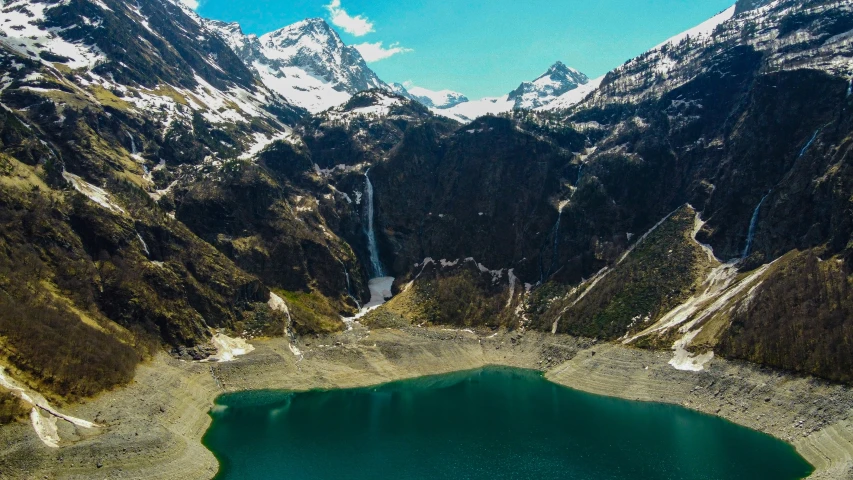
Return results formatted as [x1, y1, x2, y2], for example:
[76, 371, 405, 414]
[368, 116, 585, 280]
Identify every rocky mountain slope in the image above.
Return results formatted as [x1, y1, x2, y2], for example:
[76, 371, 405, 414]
[531, 0, 853, 381]
[0, 0, 310, 411]
[2, 0, 853, 469]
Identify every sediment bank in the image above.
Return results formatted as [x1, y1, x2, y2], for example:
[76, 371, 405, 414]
[0, 326, 851, 479]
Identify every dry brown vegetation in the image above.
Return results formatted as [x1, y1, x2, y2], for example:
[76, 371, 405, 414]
[532, 207, 711, 339]
[0, 239, 141, 400]
[366, 268, 517, 329]
[0, 179, 146, 400]
[720, 251, 853, 383]
[428, 272, 510, 327]
[281, 290, 344, 334]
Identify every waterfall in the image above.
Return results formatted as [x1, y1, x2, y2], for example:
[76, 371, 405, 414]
[576, 164, 583, 186]
[127, 132, 138, 156]
[742, 193, 769, 259]
[136, 232, 150, 257]
[848, 77, 852, 97]
[799, 129, 820, 158]
[338, 259, 361, 309]
[364, 169, 386, 278]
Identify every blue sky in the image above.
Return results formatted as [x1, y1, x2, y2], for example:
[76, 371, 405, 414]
[194, 0, 735, 98]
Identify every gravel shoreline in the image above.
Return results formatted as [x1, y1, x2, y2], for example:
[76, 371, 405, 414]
[1, 326, 851, 479]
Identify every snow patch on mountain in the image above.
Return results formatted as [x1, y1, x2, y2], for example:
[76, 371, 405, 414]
[202, 334, 255, 363]
[0, 0, 105, 70]
[251, 61, 352, 113]
[178, 0, 200, 10]
[653, 6, 737, 51]
[0, 366, 99, 448]
[239, 128, 300, 160]
[62, 171, 127, 215]
[539, 76, 604, 111]
[432, 96, 515, 123]
[404, 85, 469, 109]
[322, 90, 404, 123]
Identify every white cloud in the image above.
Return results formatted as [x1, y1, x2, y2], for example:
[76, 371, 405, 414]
[325, 0, 375, 37]
[354, 42, 413, 62]
[179, 0, 199, 9]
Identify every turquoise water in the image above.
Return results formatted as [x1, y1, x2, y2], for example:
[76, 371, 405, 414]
[203, 367, 813, 480]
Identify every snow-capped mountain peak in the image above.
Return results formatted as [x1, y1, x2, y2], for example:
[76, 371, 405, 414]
[537, 61, 588, 85]
[418, 62, 593, 123]
[260, 18, 343, 60]
[507, 61, 590, 109]
[206, 17, 386, 113]
[541, 76, 604, 111]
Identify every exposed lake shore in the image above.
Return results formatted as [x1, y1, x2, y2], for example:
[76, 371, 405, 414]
[1, 326, 852, 479]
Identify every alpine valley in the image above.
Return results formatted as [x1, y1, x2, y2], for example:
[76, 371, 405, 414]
[0, 0, 853, 478]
